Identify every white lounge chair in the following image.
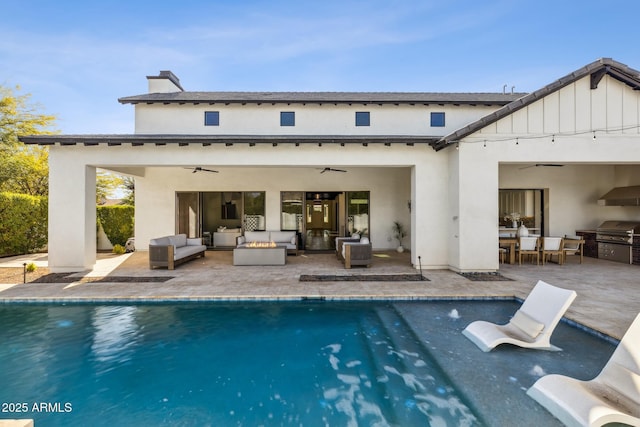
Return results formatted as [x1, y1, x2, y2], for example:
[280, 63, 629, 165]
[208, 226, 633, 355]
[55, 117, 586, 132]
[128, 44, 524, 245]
[527, 313, 640, 427]
[462, 280, 577, 352]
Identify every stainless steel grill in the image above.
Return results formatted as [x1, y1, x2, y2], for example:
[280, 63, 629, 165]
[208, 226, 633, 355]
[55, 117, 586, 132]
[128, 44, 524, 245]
[596, 220, 640, 263]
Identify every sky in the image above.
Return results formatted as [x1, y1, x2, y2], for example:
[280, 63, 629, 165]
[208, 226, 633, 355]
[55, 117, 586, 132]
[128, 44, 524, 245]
[2, 0, 639, 134]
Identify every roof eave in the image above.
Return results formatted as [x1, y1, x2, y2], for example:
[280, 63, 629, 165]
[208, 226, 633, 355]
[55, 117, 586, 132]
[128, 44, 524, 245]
[19, 134, 439, 147]
[433, 58, 640, 151]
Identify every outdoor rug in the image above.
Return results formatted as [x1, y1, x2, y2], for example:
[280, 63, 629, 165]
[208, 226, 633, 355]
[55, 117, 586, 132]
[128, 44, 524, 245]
[457, 272, 513, 281]
[300, 274, 429, 282]
[31, 274, 175, 284]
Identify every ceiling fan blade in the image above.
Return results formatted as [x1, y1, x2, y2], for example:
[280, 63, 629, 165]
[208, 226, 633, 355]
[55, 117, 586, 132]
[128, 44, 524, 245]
[319, 167, 347, 173]
[519, 163, 564, 170]
[186, 167, 219, 173]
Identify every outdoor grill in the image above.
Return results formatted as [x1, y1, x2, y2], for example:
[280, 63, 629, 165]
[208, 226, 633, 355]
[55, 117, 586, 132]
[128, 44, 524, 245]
[596, 220, 640, 263]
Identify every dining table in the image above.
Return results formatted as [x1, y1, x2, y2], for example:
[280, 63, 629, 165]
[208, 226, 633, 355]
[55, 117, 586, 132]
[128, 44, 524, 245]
[499, 237, 519, 264]
[499, 236, 586, 265]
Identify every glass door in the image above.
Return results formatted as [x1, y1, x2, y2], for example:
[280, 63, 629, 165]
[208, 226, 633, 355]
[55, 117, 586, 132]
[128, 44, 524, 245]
[304, 192, 340, 250]
[346, 191, 370, 236]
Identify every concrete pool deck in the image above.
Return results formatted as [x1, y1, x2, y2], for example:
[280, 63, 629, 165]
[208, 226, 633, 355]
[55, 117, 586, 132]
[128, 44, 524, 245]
[0, 250, 638, 340]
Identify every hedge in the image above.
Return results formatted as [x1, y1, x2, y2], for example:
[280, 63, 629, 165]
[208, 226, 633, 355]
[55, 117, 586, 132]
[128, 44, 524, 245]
[0, 192, 48, 256]
[96, 205, 134, 247]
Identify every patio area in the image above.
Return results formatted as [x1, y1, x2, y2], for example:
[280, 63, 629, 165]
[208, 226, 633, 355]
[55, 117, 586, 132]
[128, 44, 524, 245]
[0, 250, 638, 340]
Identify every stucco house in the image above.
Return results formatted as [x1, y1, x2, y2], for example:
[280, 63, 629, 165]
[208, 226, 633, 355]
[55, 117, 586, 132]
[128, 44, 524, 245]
[21, 58, 640, 273]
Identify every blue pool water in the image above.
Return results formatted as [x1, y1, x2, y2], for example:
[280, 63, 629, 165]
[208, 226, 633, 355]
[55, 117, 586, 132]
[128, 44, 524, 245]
[0, 301, 616, 426]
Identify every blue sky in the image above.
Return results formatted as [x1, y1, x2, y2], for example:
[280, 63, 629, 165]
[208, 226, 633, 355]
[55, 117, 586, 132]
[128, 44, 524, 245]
[2, 0, 639, 134]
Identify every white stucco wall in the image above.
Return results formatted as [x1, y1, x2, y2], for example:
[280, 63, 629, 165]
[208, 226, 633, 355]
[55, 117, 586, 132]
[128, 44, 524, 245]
[134, 103, 501, 136]
[446, 73, 640, 271]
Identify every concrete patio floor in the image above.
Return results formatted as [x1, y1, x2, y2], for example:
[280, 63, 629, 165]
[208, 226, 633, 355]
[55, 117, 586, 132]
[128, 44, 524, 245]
[0, 250, 638, 340]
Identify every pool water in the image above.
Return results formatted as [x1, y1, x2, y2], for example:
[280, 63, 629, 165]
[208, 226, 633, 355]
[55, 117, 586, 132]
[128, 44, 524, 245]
[0, 301, 615, 426]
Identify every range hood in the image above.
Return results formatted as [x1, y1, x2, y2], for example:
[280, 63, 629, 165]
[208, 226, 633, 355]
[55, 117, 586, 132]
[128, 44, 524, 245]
[597, 186, 640, 206]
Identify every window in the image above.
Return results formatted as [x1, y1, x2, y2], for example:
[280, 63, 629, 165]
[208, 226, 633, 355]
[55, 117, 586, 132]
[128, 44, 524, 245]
[243, 191, 266, 231]
[204, 111, 219, 126]
[281, 191, 303, 231]
[280, 111, 295, 126]
[430, 112, 445, 127]
[355, 112, 370, 126]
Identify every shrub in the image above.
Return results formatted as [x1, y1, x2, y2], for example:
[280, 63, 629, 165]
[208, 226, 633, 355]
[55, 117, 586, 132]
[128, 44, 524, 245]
[0, 192, 48, 256]
[96, 205, 134, 247]
[112, 244, 126, 255]
[25, 262, 37, 273]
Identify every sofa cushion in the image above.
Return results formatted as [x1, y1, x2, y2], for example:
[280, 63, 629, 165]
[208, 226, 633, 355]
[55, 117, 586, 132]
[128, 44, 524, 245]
[187, 238, 203, 246]
[271, 231, 295, 244]
[169, 234, 187, 248]
[150, 236, 171, 246]
[175, 244, 205, 260]
[244, 231, 270, 242]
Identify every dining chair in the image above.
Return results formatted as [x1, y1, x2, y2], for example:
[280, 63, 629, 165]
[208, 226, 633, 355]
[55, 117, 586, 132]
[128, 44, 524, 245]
[541, 237, 564, 265]
[518, 236, 540, 265]
[562, 236, 583, 264]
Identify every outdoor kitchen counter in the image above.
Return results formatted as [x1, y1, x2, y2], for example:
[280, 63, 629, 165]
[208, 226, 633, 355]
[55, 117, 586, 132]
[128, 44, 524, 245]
[576, 230, 598, 258]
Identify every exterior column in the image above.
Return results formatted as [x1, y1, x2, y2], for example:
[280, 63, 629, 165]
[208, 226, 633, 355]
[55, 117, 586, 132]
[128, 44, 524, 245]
[48, 149, 96, 272]
[452, 144, 499, 271]
[411, 162, 449, 269]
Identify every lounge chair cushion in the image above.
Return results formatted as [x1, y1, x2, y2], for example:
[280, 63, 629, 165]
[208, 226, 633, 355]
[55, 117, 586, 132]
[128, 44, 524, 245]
[510, 310, 545, 338]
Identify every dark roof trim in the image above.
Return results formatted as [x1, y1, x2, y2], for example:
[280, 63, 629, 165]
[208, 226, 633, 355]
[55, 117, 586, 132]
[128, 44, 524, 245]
[19, 134, 438, 146]
[118, 91, 525, 106]
[433, 58, 640, 151]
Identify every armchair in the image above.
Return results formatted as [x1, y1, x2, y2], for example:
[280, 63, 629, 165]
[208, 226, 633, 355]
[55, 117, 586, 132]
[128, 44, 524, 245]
[335, 234, 360, 260]
[342, 237, 372, 269]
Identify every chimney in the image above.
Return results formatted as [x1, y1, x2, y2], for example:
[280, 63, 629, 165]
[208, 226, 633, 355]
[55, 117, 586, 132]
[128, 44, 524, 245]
[147, 70, 184, 93]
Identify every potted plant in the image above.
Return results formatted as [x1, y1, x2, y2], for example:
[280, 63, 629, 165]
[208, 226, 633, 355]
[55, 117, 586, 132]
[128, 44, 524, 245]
[392, 221, 407, 253]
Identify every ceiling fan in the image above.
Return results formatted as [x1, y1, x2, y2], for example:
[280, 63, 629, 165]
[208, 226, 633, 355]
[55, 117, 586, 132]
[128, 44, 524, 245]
[319, 167, 347, 174]
[518, 163, 564, 170]
[184, 167, 219, 173]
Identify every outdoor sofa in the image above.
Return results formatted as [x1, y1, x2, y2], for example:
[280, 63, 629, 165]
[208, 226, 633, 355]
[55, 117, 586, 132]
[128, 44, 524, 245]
[149, 233, 206, 270]
[236, 230, 298, 255]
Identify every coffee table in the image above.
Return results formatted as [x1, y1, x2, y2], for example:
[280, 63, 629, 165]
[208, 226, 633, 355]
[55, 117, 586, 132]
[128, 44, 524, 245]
[233, 246, 287, 265]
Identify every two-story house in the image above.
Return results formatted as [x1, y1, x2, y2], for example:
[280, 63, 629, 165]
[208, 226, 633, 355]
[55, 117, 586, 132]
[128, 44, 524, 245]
[21, 58, 640, 273]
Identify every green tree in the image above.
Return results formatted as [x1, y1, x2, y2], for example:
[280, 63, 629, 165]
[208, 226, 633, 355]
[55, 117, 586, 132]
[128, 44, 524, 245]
[96, 171, 135, 205]
[0, 84, 57, 196]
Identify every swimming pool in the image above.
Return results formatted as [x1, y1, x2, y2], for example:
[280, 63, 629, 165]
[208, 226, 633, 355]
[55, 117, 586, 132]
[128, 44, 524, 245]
[0, 300, 615, 426]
